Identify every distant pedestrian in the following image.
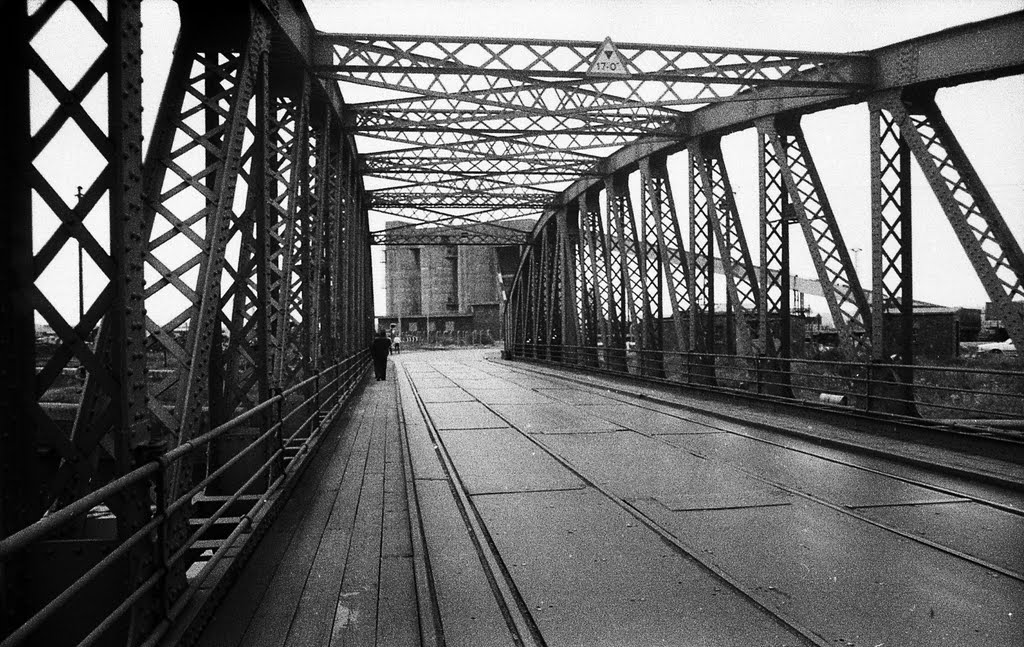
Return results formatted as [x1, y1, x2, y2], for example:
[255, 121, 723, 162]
[392, 334, 402, 354]
[370, 330, 392, 381]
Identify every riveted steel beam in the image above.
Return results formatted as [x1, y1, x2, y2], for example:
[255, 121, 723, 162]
[868, 92, 918, 413]
[639, 157, 691, 357]
[689, 149, 716, 356]
[575, 192, 601, 366]
[689, 139, 760, 356]
[758, 116, 870, 353]
[886, 90, 1024, 352]
[634, 160, 666, 377]
[758, 128, 795, 397]
[554, 12, 1024, 211]
[555, 207, 579, 362]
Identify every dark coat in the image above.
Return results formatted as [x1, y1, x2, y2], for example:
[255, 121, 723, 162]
[370, 336, 392, 378]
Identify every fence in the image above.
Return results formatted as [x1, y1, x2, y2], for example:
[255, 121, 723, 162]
[507, 343, 1024, 424]
[0, 352, 371, 647]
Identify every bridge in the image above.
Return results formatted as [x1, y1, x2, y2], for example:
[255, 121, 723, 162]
[1, 1, 1023, 645]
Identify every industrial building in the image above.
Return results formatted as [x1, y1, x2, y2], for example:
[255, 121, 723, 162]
[382, 219, 534, 338]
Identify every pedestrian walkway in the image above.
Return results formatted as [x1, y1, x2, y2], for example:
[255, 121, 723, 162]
[194, 348, 1024, 647]
[196, 366, 418, 647]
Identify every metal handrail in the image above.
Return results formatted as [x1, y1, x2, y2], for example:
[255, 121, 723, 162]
[507, 342, 1024, 423]
[0, 350, 371, 647]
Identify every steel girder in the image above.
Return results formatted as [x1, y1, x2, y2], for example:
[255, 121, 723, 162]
[884, 91, 1024, 349]
[3, 0, 151, 525]
[370, 190, 551, 210]
[634, 160, 666, 377]
[372, 210, 533, 246]
[528, 231, 545, 356]
[491, 14, 1021, 390]
[541, 224, 558, 358]
[373, 230, 529, 246]
[867, 92, 917, 413]
[554, 12, 1024, 209]
[576, 191, 604, 364]
[689, 151, 716, 355]
[757, 128, 796, 397]
[606, 173, 644, 345]
[757, 116, 871, 352]
[140, 11, 269, 501]
[322, 34, 871, 245]
[2, 0, 159, 637]
[868, 102, 914, 347]
[640, 158, 691, 356]
[555, 207, 579, 361]
[758, 129, 794, 360]
[1, 0, 37, 554]
[3, 4, 374, 634]
[688, 139, 760, 356]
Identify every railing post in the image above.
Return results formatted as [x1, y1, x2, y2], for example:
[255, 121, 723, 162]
[865, 359, 874, 411]
[313, 369, 322, 431]
[756, 355, 763, 394]
[155, 457, 171, 620]
[273, 388, 286, 475]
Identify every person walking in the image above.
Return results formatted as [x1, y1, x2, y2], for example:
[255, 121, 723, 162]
[392, 333, 402, 354]
[370, 330, 392, 381]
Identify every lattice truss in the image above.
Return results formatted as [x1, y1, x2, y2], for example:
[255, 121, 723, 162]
[7, 1, 380, 522]
[318, 34, 868, 244]
[758, 117, 870, 350]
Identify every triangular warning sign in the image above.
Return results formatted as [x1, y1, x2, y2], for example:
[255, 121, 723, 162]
[586, 37, 628, 76]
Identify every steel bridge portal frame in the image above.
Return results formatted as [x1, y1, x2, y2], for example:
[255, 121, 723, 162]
[506, 13, 1024, 406]
[2, 0, 373, 641]
[2, 1, 1023, 644]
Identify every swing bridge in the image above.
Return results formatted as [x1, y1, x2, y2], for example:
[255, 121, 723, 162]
[2, 1, 1023, 645]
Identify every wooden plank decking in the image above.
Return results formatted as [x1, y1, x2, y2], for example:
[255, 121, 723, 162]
[195, 372, 422, 647]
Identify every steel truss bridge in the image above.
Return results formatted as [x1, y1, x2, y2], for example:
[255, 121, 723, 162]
[1, 0, 1023, 645]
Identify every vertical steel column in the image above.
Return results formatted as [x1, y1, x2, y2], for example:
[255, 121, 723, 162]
[689, 147, 715, 354]
[0, 2, 37, 561]
[107, 7, 158, 634]
[529, 239, 544, 357]
[759, 116, 870, 353]
[688, 147, 718, 385]
[302, 112, 328, 377]
[601, 183, 628, 371]
[636, 159, 666, 378]
[338, 147, 354, 356]
[869, 92, 917, 414]
[577, 192, 605, 366]
[3, 0, 151, 633]
[758, 125, 795, 397]
[540, 224, 556, 359]
[140, 10, 267, 478]
[886, 91, 1024, 351]
[641, 156, 691, 359]
[267, 73, 311, 388]
[691, 139, 761, 357]
[606, 172, 643, 372]
[557, 205, 581, 363]
[326, 129, 344, 362]
[251, 49, 273, 410]
[317, 115, 338, 364]
[359, 190, 374, 349]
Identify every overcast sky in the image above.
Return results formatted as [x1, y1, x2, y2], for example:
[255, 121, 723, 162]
[32, 0, 1024, 326]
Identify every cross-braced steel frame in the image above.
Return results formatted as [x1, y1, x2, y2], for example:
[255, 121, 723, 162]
[2, 2, 1023, 644]
[505, 11, 1024, 404]
[3, 1, 373, 641]
[319, 31, 872, 245]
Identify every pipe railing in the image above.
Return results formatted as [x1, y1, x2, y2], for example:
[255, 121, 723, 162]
[507, 343, 1024, 425]
[0, 351, 371, 647]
